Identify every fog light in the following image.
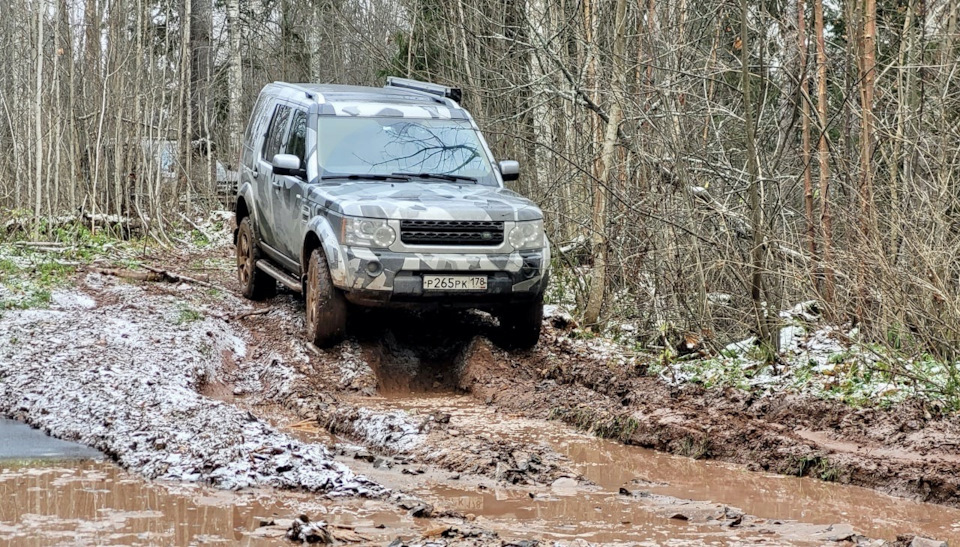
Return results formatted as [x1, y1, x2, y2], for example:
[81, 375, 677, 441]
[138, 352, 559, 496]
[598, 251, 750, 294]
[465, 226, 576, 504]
[366, 261, 383, 276]
[522, 257, 540, 279]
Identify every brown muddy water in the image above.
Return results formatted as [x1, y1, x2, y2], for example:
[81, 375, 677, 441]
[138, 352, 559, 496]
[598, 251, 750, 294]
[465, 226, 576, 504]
[0, 459, 414, 546]
[364, 395, 960, 544]
[5, 399, 960, 546]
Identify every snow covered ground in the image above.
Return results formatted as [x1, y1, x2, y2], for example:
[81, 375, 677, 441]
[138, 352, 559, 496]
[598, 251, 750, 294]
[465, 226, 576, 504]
[543, 301, 955, 409]
[648, 301, 955, 408]
[0, 272, 383, 497]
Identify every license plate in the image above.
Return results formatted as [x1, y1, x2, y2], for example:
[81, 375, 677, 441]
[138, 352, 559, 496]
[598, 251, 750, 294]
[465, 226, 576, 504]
[422, 275, 487, 291]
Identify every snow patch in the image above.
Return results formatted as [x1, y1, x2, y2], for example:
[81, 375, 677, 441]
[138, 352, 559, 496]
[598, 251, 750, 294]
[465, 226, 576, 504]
[0, 280, 383, 497]
[50, 290, 96, 310]
[654, 300, 947, 406]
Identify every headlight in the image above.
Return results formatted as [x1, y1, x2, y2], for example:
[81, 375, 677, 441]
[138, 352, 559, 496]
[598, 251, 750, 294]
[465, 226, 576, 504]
[342, 217, 396, 248]
[508, 219, 544, 250]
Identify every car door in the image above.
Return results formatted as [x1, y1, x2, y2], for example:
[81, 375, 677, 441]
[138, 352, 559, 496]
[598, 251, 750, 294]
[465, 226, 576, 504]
[255, 103, 292, 250]
[272, 108, 310, 262]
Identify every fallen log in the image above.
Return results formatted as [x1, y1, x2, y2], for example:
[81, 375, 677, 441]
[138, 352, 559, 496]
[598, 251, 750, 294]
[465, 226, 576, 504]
[142, 265, 224, 291]
[12, 245, 71, 253]
[3, 213, 143, 238]
[89, 265, 228, 292]
[232, 308, 273, 321]
[13, 241, 68, 248]
[89, 267, 164, 282]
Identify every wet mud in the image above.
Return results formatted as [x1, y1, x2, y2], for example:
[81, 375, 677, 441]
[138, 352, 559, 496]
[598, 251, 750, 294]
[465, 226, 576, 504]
[455, 332, 960, 508]
[209, 262, 960, 544]
[343, 395, 960, 544]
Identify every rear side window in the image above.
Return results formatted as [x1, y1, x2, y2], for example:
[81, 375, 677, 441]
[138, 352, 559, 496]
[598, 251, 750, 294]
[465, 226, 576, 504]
[285, 110, 308, 168]
[262, 104, 291, 162]
[243, 94, 267, 145]
[241, 95, 271, 167]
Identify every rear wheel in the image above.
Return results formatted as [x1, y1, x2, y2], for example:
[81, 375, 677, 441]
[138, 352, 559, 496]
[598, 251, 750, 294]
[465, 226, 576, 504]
[496, 299, 544, 350]
[305, 248, 347, 347]
[236, 217, 276, 300]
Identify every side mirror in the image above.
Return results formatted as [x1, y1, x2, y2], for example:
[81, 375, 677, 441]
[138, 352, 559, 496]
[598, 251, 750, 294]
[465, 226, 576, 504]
[499, 160, 519, 182]
[272, 154, 305, 179]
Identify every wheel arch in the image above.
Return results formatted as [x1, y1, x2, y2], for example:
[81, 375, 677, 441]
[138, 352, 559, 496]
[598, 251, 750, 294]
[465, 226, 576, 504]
[302, 216, 348, 288]
[234, 181, 258, 245]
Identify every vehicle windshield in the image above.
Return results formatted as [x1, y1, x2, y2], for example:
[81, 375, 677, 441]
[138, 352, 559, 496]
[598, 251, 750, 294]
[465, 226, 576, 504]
[317, 117, 498, 186]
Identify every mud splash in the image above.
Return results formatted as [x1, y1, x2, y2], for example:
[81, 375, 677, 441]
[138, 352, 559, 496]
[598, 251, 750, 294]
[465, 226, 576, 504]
[352, 309, 486, 394]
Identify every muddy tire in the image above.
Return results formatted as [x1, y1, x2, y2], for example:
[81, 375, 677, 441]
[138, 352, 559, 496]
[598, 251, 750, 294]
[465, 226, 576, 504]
[496, 300, 544, 350]
[305, 248, 347, 347]
[236, 217, 276, 300]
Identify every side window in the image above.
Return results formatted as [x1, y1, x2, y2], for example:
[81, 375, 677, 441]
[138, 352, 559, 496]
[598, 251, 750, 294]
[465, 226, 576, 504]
[241, 96, 270, 167]
[243, 94, 267, 145]
[284, 110, 308, 169]
[262, 104, 291, 162]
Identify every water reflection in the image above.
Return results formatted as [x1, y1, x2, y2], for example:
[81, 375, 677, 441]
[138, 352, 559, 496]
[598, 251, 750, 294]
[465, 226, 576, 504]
[0, 460, 407, 546]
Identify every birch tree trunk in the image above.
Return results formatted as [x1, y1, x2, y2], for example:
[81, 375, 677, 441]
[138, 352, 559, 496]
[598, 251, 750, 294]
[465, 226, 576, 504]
[526, 0, 552, 197]
[226, 0, 242, 165]
[34, 0, 44, 222]
[179, 0, 192, 209]
[813, 0, 833, 304]
[858, 0, 876, 239]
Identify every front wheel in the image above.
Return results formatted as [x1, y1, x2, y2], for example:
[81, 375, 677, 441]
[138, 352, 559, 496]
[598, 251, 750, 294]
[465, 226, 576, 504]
[236, 217, 276, 300]
[305, 248, 347, 347]
[496, 300, 544, 350]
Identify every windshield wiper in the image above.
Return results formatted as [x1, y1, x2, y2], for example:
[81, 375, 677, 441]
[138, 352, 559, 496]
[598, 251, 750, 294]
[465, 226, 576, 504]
[320, 174, 410, 182]
[392, 172, 478, 184]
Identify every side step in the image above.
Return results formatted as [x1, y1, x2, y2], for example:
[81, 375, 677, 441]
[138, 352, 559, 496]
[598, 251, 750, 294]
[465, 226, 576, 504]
[256, 260, 302, 293]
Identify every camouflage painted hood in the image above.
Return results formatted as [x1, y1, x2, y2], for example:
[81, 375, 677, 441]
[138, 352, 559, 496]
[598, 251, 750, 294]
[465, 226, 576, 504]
[305, 182, 542, 221]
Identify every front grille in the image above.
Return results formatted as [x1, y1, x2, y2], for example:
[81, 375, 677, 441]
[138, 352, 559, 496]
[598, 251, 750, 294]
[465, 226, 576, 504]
[400, 219, 504, 246]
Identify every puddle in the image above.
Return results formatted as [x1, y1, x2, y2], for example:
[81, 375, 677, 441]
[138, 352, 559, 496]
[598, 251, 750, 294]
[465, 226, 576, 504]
[564, 435, 960, 543]
[0, 419, 102, 461]
[10, 395, 954, 545]
[421, 483, 739, 544]
[0, 459, 419, 546]
[370, 394, 960, 544]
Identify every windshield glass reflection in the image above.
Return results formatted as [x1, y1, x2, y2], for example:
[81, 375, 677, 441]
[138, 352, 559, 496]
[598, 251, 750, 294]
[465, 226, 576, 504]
[317, 117, 497, 186]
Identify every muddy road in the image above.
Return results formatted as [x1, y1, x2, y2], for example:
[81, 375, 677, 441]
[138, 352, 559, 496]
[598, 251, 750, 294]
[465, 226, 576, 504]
[2, 223, 959, 545]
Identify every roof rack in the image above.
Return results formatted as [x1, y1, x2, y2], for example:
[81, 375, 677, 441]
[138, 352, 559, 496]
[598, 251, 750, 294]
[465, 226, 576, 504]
[385, 77, 462, 104]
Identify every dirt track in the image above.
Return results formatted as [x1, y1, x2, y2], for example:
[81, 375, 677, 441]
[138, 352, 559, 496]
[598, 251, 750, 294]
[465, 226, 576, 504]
[3, 223, 960, 545]
[172, 230, 960, 541]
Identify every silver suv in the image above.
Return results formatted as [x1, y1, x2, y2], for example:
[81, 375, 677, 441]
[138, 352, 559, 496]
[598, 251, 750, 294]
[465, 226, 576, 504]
[234, 78, 549, 348]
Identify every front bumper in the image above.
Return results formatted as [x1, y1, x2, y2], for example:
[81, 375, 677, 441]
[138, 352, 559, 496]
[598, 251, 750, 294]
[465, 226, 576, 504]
[335, 246, 549, 307]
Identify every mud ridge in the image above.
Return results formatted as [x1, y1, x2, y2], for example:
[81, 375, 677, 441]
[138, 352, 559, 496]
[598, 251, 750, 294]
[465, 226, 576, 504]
[322, 401, 582, 486]
[245, 349, 585, 487]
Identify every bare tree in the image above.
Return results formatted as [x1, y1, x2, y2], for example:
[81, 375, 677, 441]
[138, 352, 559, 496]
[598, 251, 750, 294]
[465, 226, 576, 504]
[813, 0, 833, 304]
